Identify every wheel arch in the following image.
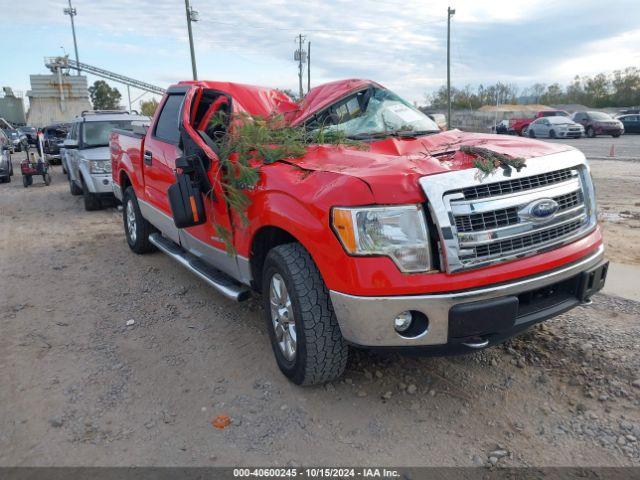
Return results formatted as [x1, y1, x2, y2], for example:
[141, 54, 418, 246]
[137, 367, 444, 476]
[249, 225, 302, 293]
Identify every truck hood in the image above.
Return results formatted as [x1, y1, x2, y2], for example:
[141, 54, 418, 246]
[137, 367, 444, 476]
[283, 129, 575, 204]
[79, 146, 110, 161]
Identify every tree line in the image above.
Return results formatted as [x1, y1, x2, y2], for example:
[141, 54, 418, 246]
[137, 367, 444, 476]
[426, 67, 640, 110]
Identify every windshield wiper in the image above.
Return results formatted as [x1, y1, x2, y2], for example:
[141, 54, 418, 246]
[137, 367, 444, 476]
[347, 130, 439, 141]
[346, 132, 392, 140]
[390, 130, 440, 138]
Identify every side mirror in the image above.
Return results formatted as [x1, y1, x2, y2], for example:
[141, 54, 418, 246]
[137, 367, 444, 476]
[167, 154, 208, 229]
[64, 139, 78, 149]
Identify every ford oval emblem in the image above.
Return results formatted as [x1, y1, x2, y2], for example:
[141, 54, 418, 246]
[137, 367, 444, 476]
[524, 198, 559, 221]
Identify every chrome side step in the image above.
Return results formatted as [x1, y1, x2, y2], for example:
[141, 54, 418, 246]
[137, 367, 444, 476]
[149, 233, 251, 302]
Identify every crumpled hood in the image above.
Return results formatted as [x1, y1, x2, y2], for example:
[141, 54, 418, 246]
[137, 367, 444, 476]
[79, 146, 110, 161]
[284, 129, 575, 204]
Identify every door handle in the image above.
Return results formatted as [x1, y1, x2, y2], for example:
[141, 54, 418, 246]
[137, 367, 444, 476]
[143, 150, 153, 166]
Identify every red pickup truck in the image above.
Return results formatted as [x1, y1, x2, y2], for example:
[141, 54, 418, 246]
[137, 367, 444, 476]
[111, 80, 607, 385]
[511, 110, 570, 136]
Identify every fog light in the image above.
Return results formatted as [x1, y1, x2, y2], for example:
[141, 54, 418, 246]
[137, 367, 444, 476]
[394, 311, 413, 333]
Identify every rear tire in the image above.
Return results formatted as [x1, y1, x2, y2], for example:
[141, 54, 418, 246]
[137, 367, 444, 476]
[262, 243, 348, 385]
[122, 186, 157, 254]
[612, 133, 621, 138]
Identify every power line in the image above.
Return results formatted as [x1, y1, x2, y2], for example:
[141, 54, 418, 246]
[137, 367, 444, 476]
[196, 17, 444, 33]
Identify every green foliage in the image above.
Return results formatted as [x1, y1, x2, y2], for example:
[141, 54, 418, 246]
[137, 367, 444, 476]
[460, 145, 526, 176]
[140, 98, 159, 117]
[207, 113, 365, 249]
[426, 67, 640, 109]
[88, 80, 121, 110]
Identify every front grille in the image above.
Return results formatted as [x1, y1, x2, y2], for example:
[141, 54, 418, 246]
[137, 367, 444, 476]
[555, 191, 581, 210]
[455, 207, 519, 233]
[470, 219, 585, 260]
[455, 190, 582, 233]
[461, 168, 576, 200]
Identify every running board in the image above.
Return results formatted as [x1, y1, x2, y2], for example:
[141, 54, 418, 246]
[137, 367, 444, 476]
[148, 233, 251, 302]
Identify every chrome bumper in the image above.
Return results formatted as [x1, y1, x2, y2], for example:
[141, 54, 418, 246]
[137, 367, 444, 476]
[330, 245, 604, 347]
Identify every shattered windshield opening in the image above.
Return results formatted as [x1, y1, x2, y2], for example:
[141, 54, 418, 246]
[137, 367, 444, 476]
[304, 86, 440, 140]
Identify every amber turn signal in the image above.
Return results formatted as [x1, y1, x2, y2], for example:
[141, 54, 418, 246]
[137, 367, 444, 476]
[332, 208, 357, 253]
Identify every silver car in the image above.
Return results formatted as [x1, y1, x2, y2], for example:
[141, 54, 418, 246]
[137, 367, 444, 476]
[528, 116, 584, 139]
[65, 111, 150, 211]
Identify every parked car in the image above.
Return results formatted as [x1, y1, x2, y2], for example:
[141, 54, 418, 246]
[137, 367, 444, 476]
[495, 119, 515, 135]
[17, 126, 38, 145]
[0, 129, 14, 183]
[527, 116, 584, 138]
[511, 110, 570, 136]
[60, 130, 73, 176]
[616, 108, 640, 116]
[2, 129, 27, 152]
[571, 111, 624, 138]
[426, 113, 447, 130]
[66, 111, 150, 210]
[42, 124, 70, 163]
[617, 114, 640, 134]
[111, 79, 607, 385]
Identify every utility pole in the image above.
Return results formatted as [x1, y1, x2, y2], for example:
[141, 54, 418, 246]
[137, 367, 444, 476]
[447, 6, 455, 129]
[307, 41, 311, 94]
[294, 34, 306, 99]
[63, 0, 80, 76]
[185, 0, 199, 80]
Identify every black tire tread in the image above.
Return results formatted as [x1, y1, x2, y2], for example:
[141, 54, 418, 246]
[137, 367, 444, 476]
[265, 243, 348, 385]
[123, 186, 156, 254]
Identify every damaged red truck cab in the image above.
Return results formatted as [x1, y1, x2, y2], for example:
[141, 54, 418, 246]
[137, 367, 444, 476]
[110, 79, 608, 385]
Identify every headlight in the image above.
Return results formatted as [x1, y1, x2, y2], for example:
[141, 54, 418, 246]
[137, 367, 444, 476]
[88, 160, 111, 174]
[332, 204, 432, 272]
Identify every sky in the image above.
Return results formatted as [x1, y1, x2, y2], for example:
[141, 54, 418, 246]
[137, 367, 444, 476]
[2, 0, 640, 110]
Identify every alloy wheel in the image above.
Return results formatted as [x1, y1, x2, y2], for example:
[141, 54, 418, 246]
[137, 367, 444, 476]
[126, 200, 137, 243]
[269, 273, 297, 361]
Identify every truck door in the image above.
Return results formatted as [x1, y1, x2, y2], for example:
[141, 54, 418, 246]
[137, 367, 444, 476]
[177, 87, 243, 281]
[141, 87, 188, 243]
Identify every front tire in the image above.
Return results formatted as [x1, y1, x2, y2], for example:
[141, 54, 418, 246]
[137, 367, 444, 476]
[262, 243, 348, 385]
[69, 177, 82, 196]
[82, 178, 101, 211]
[587, 127, 596, 138]
[549, 129, 556, 138]
[122, 186, 156, 254]
[528, 128, 535, 138]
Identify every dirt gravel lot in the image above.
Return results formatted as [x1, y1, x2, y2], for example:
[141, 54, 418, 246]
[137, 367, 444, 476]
[1, 138, 639, 468]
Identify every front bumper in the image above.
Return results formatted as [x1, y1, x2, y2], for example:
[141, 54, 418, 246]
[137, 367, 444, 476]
[596, 127, 624, 135]
[84, 173, 114, 195]
[330, 245, 606, 348]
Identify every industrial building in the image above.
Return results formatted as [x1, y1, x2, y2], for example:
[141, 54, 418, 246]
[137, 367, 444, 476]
[0, 87, 27, 126]
[26, 73, 91, 127]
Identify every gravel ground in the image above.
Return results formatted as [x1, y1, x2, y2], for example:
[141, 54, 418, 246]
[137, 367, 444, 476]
[1, 146, 639, 468]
